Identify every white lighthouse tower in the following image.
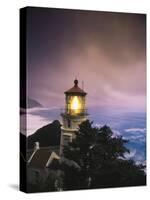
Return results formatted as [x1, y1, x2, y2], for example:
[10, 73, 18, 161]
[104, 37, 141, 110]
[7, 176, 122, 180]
[60, 79, 88, 156]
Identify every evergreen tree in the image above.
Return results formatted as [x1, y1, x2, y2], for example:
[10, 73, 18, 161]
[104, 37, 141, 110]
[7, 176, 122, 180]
[62, 120, 146, 190]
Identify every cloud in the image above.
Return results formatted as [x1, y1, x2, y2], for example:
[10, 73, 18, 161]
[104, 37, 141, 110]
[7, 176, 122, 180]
[94, 123, 103, 128]
[27, 9, 146, 112]
[20, 107, 61, 136]
[125, 128, 146, 133]
[27, 114, 52, 136]
[123, 127, 146, 143]
[127, 135, 145, 143]
[124, 149, 136, 159]
[26, 107, 59, 114]
[124, 149, 146, 168]
[20, 113, 52, 136]
[112, 130, 121, 138]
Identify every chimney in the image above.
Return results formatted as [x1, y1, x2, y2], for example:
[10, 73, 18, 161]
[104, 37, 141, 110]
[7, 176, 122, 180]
[27, 142, 40, 163]
[34, 142, 40, 151]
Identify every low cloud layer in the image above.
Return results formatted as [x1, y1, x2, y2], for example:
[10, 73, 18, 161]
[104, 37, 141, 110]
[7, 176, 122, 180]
[125, 128, 146, 133]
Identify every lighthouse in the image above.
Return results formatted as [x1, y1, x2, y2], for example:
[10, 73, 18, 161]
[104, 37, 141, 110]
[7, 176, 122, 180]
[60, 79, 88, 156]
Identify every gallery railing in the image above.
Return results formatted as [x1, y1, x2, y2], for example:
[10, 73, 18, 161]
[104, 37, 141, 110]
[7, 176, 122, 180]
[60, 108, 88, 116]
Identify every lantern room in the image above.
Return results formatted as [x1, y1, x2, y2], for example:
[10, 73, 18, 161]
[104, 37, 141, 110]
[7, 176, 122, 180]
[64, 79, 87, 115]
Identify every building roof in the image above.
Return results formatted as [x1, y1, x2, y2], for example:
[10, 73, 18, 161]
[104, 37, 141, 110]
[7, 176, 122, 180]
[65, 79, 87, 95]
[28, 146, 60, 169]
[27, 149, 34, 161]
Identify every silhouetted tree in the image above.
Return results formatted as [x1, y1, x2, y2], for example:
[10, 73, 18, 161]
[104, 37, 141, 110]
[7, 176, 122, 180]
[62, 120, 146, 190]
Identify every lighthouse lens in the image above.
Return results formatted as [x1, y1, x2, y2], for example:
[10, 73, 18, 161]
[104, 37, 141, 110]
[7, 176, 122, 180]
[70, 96, 81, 114]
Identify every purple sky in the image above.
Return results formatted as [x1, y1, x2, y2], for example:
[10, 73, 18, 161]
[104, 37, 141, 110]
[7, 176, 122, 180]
[26, 7, 146, 112]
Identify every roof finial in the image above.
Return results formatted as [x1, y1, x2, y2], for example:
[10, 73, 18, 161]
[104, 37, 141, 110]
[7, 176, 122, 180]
[74, 78, 78, 86]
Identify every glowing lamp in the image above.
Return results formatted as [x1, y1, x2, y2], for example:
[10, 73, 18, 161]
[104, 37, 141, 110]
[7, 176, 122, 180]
[70, 96, 82, 114]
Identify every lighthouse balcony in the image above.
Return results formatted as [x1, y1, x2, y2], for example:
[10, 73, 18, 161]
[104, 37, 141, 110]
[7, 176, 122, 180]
[60, 108, 88, 117]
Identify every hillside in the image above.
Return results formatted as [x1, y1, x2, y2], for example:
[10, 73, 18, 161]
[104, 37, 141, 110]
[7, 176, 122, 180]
[20, 97, 42, 109]
[27, 120, 61, 149]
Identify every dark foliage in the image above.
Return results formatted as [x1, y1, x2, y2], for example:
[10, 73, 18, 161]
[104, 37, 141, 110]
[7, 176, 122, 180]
[62, 120, 146, 190]
[60, 161, 81, 190]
